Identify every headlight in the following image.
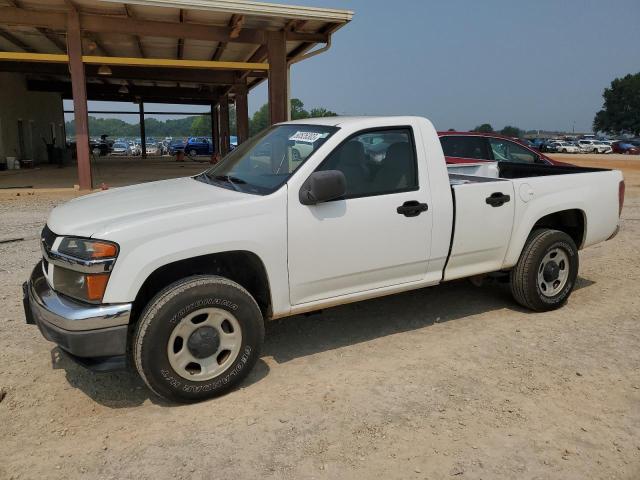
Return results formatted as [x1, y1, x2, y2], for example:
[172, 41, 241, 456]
[49, 237, 119, 303]
[57, 237, 118, 260]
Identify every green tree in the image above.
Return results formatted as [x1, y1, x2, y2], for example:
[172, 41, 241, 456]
[191, 115, 211, 136]
[309, 107, 337, 117]
[290, 98, 309, 120]
[249, 103, 270, 137]
[500, 125, 522, 138]
[473, 123, 494, 133]
[593, 72, 640, 136]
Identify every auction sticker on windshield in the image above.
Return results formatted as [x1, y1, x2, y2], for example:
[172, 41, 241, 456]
[289, 131, 327, 143]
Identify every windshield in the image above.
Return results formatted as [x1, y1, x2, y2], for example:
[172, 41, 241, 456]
[197, 124, 338, 195]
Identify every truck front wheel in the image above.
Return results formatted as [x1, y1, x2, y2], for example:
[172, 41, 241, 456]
[510, 229, 579, 312]
[133, 275, 264, 403]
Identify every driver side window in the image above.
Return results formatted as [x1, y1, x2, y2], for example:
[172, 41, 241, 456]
[317, 128, 418, 198]
[488, 138, 537, 163]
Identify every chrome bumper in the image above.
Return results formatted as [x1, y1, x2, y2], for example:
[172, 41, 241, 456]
[25, 263, 132, 358]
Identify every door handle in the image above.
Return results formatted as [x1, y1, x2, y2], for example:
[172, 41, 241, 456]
[397, 200, 428, 217]
[486, 192, 511, 207]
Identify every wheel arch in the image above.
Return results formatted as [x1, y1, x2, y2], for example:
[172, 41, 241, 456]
[530, 208, 586, 249]
[130, 250, 273, 326]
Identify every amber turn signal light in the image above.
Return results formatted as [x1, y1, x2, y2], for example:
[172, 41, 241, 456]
[90, 242, 118, 259]
[86, 273, 110, 301]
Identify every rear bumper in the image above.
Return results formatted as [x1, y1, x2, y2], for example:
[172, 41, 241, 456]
[24, 263, 131, 358]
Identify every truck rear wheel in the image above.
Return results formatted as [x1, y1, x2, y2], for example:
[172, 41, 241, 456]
[133, 275, 264, 403]
[510, 229, 579, 312]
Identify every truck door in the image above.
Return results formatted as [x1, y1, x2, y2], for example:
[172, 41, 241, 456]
[287, 127, 433, 305]
[444, 179, 515, 280]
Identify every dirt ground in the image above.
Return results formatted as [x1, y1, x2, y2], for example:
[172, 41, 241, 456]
[0, 154, 639, 479]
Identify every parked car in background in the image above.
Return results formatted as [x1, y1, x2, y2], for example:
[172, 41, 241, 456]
[438, 132, 569, 166]
[145, 143, 159, 155]
[185, 137, 213, 157]
[110, 142, 129, 156]
[578, 139, 612, 154]
[552, 141, 580, 153]
[127, 141, 139, 156]
[168, 140, 186, 155]
[611, 141, 640, 155]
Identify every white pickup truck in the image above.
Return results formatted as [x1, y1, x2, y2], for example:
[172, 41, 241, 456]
[24, 116, 625, 403]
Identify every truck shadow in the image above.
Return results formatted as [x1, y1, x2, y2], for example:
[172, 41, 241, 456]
[263, 276, 595, 364]
[58, 275, 594, 407]
[55, 350, 270, 408]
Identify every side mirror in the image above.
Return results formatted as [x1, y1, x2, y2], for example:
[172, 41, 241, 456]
[299, 170, 347, 205]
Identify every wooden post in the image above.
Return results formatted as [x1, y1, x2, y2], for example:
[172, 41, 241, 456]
[267, 30, 288, 125]
[210, 102, 218, 154]
[219, 94, 230, 155]
[66, 9, 92, 190]
[235, 85, 249, 144]
[139, 100, 146, 158]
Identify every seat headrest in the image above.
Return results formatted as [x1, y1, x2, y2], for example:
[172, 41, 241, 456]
[385, 142, 411, 164]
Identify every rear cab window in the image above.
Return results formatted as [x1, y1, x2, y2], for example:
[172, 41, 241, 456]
[440, 135, 490, 160]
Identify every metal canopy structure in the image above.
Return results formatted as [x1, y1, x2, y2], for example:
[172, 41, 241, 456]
[0, 0, 353, 189]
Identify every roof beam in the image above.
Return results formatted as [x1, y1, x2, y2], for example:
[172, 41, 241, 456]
[38, 28, 66, 52]
[176, 9, 184, 60]
[6, 0, 66, 53]
[28, 78, 223, 100]
[0, 51, 268, 70]
[0, 60, 264, 83]
[79, 13, 264, 44]
[0, 7, 67, 30]
[211, 14, 243, 61]
[229, 14, 245, 39]
[48, 82, 217, 99]
[124, 5, 147, 58]
[0, 7, 328, 44]
[0, 28, 35, 52]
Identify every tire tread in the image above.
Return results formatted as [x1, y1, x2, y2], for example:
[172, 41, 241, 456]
[510, 229, 574, 311]
[132, 275, 263, 402]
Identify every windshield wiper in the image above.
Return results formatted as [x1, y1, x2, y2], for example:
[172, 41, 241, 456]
[213, 174, 246, 184]
[209, 174, 247, 191]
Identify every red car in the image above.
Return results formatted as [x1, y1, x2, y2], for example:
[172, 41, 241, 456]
[438, 131, 569, 166]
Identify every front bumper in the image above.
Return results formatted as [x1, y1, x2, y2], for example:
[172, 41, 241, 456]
[24, 263, 132, 359]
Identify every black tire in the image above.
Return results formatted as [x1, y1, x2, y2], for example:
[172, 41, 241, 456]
[133, 275, 264, 403]
[188, 149, 197, 158]
[510, 229, 579, 312]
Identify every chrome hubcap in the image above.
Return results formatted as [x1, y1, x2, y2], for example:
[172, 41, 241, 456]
[537, 248, 569, 297]
[167, 307, 242, 381]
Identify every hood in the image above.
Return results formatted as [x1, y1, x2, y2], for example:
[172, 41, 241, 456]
[47, 177, 249, 238]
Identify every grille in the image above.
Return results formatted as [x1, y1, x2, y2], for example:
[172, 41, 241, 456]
[41, 225, 57, 252]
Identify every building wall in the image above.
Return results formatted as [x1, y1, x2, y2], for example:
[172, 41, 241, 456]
[0, 73, 64, 165]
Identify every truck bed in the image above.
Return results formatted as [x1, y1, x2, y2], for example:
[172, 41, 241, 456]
[444, 160, 620, 282]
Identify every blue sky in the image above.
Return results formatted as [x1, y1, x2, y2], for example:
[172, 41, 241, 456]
[70, 0, 640, 132]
